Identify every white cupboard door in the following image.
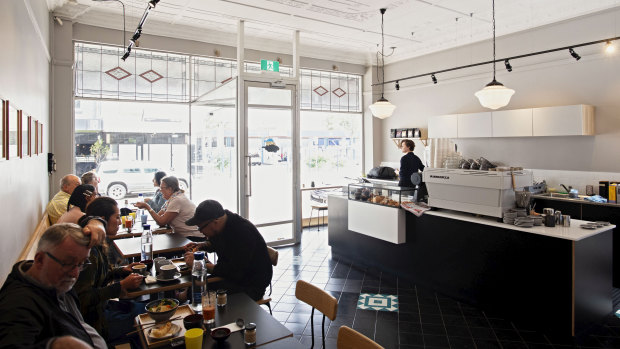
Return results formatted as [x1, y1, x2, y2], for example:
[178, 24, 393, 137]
[492, 109, 533, 137]
[428, 114, 458, 138]
[457, 112, 492, 138]
[532, 105, 594, 136]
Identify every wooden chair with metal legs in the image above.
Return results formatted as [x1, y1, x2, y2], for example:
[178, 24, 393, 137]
[337, 326, 384, 349]
[295, 280, 338, 349]
[256, 246, 279, 314]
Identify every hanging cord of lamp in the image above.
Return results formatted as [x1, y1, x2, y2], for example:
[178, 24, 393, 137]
[369, 8, 397, 119]
[121, 0, 161, 61]
[474, 0, 515, 109]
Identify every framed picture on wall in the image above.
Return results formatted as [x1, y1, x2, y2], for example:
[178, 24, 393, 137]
[27, 115, 32, 156]
[34, 120, 38, 155]
[39, 122, 43, 154]
[1, 100, 5, 159]
[17, 110, 22, 158]
[8, 102, 18, 160]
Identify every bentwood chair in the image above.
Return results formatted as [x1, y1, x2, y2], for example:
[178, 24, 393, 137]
[295, 280, 338, 349]
[337, 326, 384, 349]
[256, 246, 279, 314]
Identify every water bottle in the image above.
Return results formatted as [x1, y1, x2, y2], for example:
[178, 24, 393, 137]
[138, 193, 144, 202]
[191, 251, 206, 312]
[140, 224, 153, 261]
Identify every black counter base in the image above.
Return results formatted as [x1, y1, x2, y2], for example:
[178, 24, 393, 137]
[329, 197, 612, 336]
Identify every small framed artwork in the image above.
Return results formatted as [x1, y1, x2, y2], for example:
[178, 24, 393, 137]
[39, 122, 43, 154]
[1, 100, 5, 159]
[407, 128, 414, 138]
[34, 120, 38, 155]
[396, 129, 402, 138]
[8, 102, 18, 160]
[27, 116, 32, 156]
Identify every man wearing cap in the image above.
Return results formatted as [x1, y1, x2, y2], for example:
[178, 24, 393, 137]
[183, 200, 272, 301]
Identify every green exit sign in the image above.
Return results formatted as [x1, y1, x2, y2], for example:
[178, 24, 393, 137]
[261, 60, 279, 72]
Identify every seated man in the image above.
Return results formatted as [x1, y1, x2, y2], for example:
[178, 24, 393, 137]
[184, 200, 272, 301]
[0, 221, 108, 349]
[47, 174, 81, 225]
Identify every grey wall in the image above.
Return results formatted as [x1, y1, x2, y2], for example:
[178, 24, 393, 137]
[378, 7, 620, 172]
[0, 0, 51, 283]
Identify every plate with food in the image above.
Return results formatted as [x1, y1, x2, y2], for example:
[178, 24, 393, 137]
[148, 322, 181, 340]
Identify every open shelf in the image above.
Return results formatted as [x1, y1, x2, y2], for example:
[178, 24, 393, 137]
[391, 137, 428, 148]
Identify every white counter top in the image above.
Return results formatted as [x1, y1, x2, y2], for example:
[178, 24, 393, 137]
[424, 209, 614, 241]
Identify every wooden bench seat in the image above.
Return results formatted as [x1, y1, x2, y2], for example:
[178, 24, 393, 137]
[17, 212, 50, 261]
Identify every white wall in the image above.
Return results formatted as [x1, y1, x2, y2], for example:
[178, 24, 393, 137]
[378, 8, 620, 175]
[0, 0, 51, 283]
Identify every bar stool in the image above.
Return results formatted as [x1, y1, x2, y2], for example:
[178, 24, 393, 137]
[310, 203, 328, 231]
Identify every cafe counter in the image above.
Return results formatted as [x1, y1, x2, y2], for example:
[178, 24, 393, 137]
[327, 194, 614, 336]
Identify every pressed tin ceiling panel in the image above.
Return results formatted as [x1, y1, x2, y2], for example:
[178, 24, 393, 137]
[53, 0, 620, 65]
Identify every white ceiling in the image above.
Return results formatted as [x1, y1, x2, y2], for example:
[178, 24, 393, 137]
[51, 0, 620, 65]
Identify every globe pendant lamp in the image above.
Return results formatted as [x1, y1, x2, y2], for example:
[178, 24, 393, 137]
[475, 0, 514, 110]
[369, 8, 396, 119]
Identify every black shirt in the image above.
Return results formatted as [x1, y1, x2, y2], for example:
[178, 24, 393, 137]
[207, 210, 273, 300]
[399, 152, 425, 187]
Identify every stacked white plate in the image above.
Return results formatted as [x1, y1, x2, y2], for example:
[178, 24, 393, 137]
[503, 211, 517, 224]
[514, 217, 534, 228]
[528, 215, 544, 226]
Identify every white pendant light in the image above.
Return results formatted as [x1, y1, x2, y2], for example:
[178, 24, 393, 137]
[370, 8, 396, 119]
[475, 0, 514, 110]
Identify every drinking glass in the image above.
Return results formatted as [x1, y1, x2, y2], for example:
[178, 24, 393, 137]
[202, 291, 216, 324]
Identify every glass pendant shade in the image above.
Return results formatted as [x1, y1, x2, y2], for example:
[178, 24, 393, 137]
[369, 97, 396, 119]
[475, 80, 515, 110]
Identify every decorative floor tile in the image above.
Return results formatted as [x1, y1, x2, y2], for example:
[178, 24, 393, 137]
[357, 293, 398, 312]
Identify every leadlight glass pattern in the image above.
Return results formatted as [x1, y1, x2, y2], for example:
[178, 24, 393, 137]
[75, 43, 189, 102]
[75, 42, 361, 112]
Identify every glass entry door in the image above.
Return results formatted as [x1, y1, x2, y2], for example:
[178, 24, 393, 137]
[243, 81, 297, 245]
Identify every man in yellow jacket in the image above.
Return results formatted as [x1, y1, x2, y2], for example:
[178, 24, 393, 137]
[46, 174, 81, 224]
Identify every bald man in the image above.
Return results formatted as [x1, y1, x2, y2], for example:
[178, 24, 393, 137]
[47, 175, 81, 225]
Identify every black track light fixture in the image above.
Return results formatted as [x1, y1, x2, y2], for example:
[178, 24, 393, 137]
[504, 59, 512, 72]
[431, 74, 437, 84]
[569, 48, 581, 61]
[395, 81, 400, 90]
[148, 0, 160, 8]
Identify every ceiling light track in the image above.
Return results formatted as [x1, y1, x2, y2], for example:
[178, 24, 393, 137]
[374, 36, 620, 87]
[121, 0, 160, 60]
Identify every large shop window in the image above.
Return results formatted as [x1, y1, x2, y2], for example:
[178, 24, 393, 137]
[74, 42, 363, 204]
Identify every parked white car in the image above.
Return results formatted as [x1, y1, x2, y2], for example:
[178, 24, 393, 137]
[97, 161, 189, 200]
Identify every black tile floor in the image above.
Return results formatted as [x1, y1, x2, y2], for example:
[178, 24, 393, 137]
[267, 227, 620, 349]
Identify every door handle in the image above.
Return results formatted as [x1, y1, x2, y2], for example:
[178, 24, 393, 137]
[245, 155, 252, 197]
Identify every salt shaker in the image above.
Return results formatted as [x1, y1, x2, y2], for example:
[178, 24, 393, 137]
[216, 289, 227, 307]
[244, 323, 257, 346]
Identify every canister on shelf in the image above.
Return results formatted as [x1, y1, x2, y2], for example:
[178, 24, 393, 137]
[554, 211, 563, 225]
[600, 181, 610, 199]
[610, 183, 617, 203]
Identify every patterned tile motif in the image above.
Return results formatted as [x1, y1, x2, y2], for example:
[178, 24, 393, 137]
[313, 86, 328, 96]
[105, 66, 131, 80]
[357, 293, 398, 312]
[332, 87, 346, 98]
[139, 69, 164, 83]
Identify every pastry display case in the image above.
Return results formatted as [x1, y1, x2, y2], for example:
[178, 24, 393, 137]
[348, 183, 416, 208]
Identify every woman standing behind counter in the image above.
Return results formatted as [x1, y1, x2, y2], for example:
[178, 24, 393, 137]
[398, 139, 425, 188]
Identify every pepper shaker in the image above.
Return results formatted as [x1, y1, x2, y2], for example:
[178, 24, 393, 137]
[244, 323, 257, 346]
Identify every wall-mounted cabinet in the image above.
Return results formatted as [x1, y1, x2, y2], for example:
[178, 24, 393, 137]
[532, 105, 594, 136]
[457, 112, 492, 138]
[427, 105, 593, 139]
[428, 114, 458, 138]
[492, 109, 533, 137]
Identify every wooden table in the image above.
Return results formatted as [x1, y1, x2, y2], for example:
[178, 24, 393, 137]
[113, 234, 191, 259]
[126, 274, 224, 298]
[136, 292, 293, 348]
